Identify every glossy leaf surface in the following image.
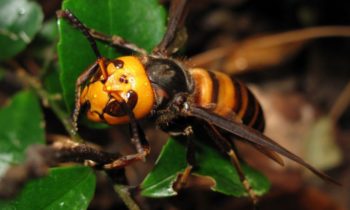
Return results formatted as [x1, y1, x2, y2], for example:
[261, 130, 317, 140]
[0, 0, 43, 60]
[0, 166, 96, 210]
[141, 137, 270, 197]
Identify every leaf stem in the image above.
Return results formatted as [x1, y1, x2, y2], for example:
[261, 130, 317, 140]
[113, 184, 141, 210]
[8, 60, 82, 143]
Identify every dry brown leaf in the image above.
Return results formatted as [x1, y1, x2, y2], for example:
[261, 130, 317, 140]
[188, 26, 350, 74]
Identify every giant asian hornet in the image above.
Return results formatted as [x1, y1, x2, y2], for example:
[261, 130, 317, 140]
[57, 0, 338, 205]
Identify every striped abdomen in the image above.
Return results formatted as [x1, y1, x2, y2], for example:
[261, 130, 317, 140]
[189, 68, 265, 131]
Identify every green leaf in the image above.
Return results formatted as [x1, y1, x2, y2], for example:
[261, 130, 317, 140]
[141, 137, 270, 197]
[0, 166, 96, 210]
[194, 139, 270, 196]
[57, 0, 166, 112]
[0, 0, 43, 60]
[141, 138, 187, 197]
[0, 91, 44, 177]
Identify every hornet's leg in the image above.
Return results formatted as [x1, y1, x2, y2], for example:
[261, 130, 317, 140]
[72, 62, 99, 131]
[174, 128, 196, 190]
[57, 8, 147, 55]
[102, 123, 150, 169]
[103, 97, 150, 169]
[89, 30, 147, 55]
[205, 123, 259, 205]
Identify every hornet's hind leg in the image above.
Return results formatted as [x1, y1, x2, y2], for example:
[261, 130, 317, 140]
[203, 123, 259, 206]
[174, 130, 196, 190]
[172, 122, 259, 206]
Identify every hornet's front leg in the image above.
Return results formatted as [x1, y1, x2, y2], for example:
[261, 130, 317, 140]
[72, 62, 99, 131]
[103, 96, 150, 169]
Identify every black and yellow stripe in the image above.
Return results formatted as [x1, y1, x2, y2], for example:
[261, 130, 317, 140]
[189, 68, 265, 131]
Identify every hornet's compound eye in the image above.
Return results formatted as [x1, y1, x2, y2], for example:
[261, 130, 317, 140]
[125, 90, 138, 109]
[112, 59, 124, 69]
